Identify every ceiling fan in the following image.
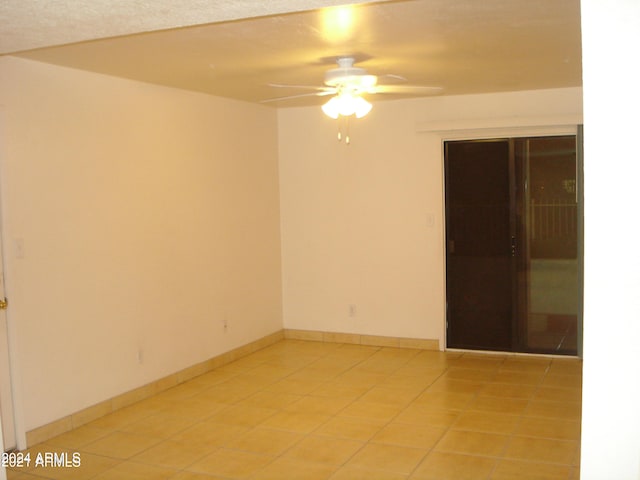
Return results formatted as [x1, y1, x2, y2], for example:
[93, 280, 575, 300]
[262, 57, 442, 119]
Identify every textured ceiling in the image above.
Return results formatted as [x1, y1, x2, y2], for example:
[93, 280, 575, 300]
[0, 0, 385, 54]
[1, 0, 582, 107]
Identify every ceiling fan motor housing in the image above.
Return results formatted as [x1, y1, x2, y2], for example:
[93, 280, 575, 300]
[324, 57, 377, 92]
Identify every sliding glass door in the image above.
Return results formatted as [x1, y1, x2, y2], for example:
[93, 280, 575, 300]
[445, 134, 581, 355]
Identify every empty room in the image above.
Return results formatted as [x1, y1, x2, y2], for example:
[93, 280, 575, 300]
[0, 1, 638, 479]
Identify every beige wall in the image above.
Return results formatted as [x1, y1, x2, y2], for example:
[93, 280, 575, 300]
[278, 88, 583, 346]
[0, 57, 283, 433]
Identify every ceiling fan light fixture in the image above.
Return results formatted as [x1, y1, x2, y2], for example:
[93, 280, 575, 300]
[354, 96, 372, 118]
[322, 92, 372, 119]
[321, 96, 341, 118]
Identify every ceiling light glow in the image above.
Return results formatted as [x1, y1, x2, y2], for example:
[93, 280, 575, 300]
[321, 5, 355, 43]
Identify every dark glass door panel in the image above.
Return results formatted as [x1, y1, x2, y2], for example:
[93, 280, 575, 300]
[445, 140, 513, 351]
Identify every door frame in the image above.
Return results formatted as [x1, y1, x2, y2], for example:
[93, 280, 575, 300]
[436, 124, 581, 355]
[0, 106, 26, 452]
[0, 252, 16, 451]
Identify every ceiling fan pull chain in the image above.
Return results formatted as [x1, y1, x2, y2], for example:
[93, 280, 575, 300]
[334, 115, 351, 144]
[345, 117, 351, 145]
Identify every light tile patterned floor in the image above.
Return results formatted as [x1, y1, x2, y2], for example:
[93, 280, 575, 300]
[7, 340, 582, 479]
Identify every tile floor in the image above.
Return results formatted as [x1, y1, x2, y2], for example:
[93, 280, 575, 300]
[7, 339, 582, 479]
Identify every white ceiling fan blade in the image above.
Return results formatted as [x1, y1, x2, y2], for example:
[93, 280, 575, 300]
[377, 73, 408, 83]
[373, 85, 443, 95]
[260, 91, 335, 103]
[268, 83, 336, 92]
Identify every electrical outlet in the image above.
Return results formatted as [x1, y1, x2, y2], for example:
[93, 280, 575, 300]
[137, 349, 144, 364]
[426, 213, 435, 228]
[349, 304, 357, 317]
[14, 238, 25, 259]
